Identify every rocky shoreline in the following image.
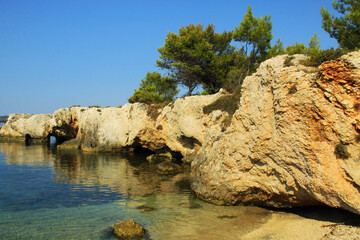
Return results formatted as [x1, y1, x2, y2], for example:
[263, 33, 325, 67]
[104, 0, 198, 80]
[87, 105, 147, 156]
[1, 51, 360, 216]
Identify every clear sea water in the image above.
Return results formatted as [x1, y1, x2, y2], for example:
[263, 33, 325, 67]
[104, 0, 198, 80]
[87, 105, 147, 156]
[0, 141, 359, 239]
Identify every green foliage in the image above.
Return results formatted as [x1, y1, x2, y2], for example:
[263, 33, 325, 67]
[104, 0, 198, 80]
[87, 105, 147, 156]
[223, 67, 247, 93]
[321, 0, 360, 50]
[116, 105, 122, 108]
[128, 72, 179, 104]
[203, 88, 242, 129]
[334, 143, 350, 159]
[146, 103, 167, 120]
[203, 87, 241, 116]
[233, 6, 273, 74]
[157, 24, 235, 96]
[301, 47, 349, 67]
[308, 33, 321, 56]
[286, 42, 308, 55]
[284, 55, 296, 67]
[267, 38, 286, 58]
[89, 105, 101, 108]
[70, 105, 81, 108]
[285, 33, 320, 56]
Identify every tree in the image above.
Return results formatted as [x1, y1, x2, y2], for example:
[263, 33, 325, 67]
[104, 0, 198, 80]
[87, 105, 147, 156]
[156, 24, 236, 96]
[321, 0, 360, 50]
[285, 33, 320, 55]
[233, 6, 273, 75]
[267, 38, 286, 58]
[128, 72, 179, 104]
[286, 42, 308, 55]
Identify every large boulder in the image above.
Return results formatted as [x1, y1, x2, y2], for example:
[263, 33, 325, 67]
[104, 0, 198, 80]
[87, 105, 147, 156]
[190, 52, 360, 214]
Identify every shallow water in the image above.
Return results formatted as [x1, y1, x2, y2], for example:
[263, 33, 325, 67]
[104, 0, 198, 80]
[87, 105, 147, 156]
[0, 142, 359, 239]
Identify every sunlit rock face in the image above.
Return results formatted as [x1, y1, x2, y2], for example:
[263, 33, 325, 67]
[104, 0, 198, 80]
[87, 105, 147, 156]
[48, 90, 227, 158]
[0, 114, 52, 141]
[190, 51, 360, 214]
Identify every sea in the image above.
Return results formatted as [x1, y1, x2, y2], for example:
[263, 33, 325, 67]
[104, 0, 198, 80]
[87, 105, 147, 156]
[0, 141, 359, 239]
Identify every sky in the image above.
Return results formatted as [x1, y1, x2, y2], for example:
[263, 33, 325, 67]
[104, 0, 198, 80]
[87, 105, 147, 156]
[0, 0, 340, 115]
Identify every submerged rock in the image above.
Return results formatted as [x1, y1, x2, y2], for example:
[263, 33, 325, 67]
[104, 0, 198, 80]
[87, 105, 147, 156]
[136, 205, 156, 212]
[112, 219, 145, 239]
[155, 161, 183, 175]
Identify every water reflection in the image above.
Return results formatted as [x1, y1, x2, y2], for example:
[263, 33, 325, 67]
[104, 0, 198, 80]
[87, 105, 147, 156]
[0, 142, 190, 199]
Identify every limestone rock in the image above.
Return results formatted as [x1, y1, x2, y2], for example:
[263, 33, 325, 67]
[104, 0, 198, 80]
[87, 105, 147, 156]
[112, 219, 145, 239]
[190, 51, 360, 214]
[0, 113, 52, 141]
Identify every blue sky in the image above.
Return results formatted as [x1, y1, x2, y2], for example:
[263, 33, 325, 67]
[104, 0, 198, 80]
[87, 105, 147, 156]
[0, 0, 339, 115]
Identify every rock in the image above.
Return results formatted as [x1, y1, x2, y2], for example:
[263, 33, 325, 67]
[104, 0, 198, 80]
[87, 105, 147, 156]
[155, 161, 183, 175]
[136, 205, 156, 212]
[321, 225, 360, 240]
[57, 138, 81, 150]
[190, 52, 360, 214]
[146, 152, 173, 163]
[112, 219, 145, 239]
[0, 113, 52, 141]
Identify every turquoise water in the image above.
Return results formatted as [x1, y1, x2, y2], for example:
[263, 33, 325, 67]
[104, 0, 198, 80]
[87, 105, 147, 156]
[0, 142, 276, 239]
[1, 142, 359, 239]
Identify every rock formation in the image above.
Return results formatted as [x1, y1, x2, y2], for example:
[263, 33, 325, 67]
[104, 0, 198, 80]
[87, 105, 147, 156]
[190, 51, 360, 214]
[0, 114, 52, 142]
[1, 51, 360, 214]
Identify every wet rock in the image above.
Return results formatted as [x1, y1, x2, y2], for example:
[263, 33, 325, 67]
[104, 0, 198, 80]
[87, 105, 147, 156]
[112, 219, 145, 240]
[136, 205, 156, 212]
[155, 161, 182, 175]
[146, 152, 173, 164]
[57, 138, 81, 150]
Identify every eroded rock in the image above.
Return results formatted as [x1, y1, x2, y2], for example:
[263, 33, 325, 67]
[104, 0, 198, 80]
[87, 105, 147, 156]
[190, 52, 360, 214]
[112, 219, 145, 239]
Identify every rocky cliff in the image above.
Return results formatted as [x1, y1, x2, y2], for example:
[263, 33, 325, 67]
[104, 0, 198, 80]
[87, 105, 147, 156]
[191, 51, 360, 215]
[1, 51, 359, 214]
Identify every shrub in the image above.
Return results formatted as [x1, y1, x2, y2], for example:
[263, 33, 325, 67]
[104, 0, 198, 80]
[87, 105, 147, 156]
[334, 143, 350, 159]
[284, 56, 295, 67]
[203, 88, 241, 116]
[89, 105, 101, 108]
[301, 48, 349, 67]
[147, 103, 167, 120]
[70, 105, 81, 108]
